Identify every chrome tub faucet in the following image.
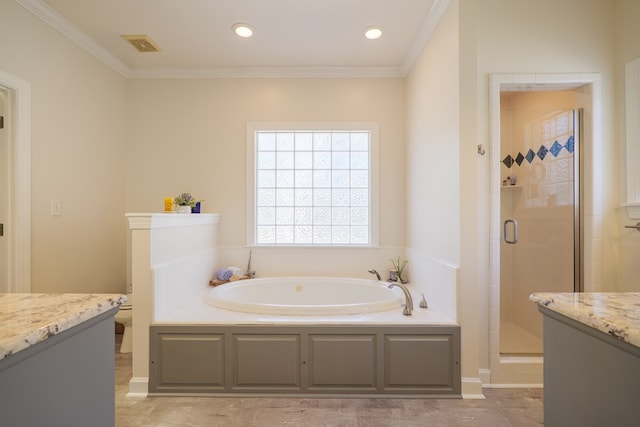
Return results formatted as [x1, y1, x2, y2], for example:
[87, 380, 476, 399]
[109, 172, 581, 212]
[388, 283, 414, 316]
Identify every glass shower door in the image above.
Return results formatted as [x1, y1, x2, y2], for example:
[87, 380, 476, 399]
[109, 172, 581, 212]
[499, 99, 581, 355]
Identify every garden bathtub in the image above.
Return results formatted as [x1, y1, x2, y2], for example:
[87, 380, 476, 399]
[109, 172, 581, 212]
[205, 276, 404, 315]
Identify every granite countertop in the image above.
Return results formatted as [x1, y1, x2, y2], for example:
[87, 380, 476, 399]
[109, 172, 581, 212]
[530, 292, 640, 348]
[0, 293, 126, 361]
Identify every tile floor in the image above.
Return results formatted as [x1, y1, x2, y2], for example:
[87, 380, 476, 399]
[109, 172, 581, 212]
[114, 335, 543, 426]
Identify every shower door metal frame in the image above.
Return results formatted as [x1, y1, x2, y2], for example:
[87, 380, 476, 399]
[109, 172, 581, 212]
[573, 109, 584, 292]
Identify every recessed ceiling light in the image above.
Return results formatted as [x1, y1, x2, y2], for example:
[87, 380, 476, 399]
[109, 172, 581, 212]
[364, 26, 383, 40]
[232, 23, 254, 38]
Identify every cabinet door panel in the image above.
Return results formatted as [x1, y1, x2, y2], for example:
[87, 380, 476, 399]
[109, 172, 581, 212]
[232, 334, 301, 390]
[150, 333, 224, 392]
[384, 334, 455, 391]
[308, 334, 376, 389]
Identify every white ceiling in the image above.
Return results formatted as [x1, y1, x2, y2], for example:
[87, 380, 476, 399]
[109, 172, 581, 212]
[19, 0, 447, 78]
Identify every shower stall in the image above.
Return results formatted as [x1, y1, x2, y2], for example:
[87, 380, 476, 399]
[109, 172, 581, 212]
[499, 90, 582, 355]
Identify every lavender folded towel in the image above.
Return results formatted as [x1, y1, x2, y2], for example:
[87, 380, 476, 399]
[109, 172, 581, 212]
[216, 268, 233, 281]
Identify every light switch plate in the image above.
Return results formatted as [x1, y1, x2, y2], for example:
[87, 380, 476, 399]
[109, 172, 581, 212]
[50, 200, 62, 216]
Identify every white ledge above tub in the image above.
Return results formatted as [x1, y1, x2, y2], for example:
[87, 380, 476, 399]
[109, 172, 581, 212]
[126, 213, 221, 230]
[621, 202, 640, 220]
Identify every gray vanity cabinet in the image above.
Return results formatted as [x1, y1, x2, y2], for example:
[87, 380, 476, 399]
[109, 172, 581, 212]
[149, 324, 460, 396]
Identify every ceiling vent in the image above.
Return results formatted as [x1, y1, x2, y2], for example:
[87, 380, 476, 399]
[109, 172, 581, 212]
[121, 35, 160, 53]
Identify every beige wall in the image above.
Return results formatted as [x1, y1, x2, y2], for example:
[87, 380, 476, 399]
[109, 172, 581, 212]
[0, 2, 128, 293]
[462, 0, 619, 380]
[474, 0, 617, 288]
[615, 0, 640, 291]
[126, 77, 406, 275]
[405, 0, 460, 264]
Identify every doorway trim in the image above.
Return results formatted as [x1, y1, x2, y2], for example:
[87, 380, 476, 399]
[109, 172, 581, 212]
[0, 69, 31, 292]
[487, 73, 601, 385]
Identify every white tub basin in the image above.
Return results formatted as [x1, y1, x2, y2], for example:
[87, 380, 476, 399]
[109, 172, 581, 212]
[205, 276, 404, 315]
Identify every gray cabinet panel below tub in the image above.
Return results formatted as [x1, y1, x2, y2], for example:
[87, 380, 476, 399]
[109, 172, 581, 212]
[385, 334, 456, 392]
[232, 334, 301, 390]
[308, 334, 377, 390]
[149, 325, 461, 396]
[149, 330, 225, 393]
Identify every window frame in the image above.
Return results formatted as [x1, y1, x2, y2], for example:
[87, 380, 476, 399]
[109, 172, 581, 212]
[246, 122, 379, 247]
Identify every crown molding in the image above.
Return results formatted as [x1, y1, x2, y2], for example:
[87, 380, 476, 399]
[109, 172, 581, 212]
[401, 0, 451, 76]
[126, 66, 404, 79]
[16, 0, 130, 76]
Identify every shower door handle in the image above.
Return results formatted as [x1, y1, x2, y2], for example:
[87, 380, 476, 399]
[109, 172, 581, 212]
[504, 219, 518, 244]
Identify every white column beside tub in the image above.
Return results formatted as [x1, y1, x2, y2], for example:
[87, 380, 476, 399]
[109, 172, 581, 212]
[0, 294, 126, 427]
[530, 292, 640, 427]
[126, 213, 220, 396]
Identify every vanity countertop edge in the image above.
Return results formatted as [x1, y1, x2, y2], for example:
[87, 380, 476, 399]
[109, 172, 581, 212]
[529, 292, 640, 348]
[0, 293, 127, 361]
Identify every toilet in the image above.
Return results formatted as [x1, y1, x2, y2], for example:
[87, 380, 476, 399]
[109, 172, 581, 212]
[115, 294, 133, 353]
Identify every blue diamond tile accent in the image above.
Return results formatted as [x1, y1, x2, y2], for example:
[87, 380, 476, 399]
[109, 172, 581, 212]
[515, 152, 524, 166]
[564, 135, 574, 153]
[537, 145, 548, 160]
[550, 140, 563, 157]
[503, 134, 574, 170]
[525, 149, 535, 163]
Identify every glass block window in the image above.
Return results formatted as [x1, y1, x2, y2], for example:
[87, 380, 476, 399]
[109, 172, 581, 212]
[250, 127, 374, 246]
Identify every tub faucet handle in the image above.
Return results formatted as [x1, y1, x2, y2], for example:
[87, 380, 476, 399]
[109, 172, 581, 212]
[420, 293, 428, 309]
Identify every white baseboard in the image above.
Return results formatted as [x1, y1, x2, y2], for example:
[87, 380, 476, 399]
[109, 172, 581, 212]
[461, 377, 485, 399]
[127, 377, 148, 397]
[478, 368, 491, 384]
[483, 383, 543, 389]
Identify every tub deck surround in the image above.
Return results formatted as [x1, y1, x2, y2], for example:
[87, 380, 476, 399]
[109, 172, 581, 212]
[126, 212, 461, 396]
[149, 288, 460, 397]
[156, 286, 457, 325]
[0, 293, 127, 360]
[529, 292, 640, 348]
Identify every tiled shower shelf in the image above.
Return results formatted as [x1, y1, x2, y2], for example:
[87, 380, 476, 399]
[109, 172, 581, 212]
[501, 185, 522, 189]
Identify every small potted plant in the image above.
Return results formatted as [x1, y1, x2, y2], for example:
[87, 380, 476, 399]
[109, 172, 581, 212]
[174, 192, 198, 213]
[390, 257, 408, 284]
